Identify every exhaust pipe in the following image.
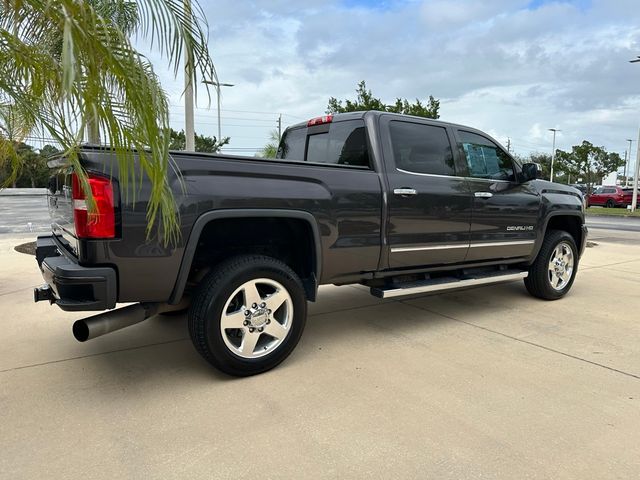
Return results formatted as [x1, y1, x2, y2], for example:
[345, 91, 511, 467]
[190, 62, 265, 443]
[72, 299, 188, 342]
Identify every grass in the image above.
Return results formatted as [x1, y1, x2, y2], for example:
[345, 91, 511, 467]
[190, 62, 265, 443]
[585, 207, 640, 217]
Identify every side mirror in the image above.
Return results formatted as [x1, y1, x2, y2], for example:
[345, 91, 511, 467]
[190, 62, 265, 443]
[521, 163, 541, 182]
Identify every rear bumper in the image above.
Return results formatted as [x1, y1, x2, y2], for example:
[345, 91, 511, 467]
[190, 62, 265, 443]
[35, 235, 117, 311]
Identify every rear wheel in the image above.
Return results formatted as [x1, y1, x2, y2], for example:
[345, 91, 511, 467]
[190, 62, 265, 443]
[524, 230, 578, 300]
[188, 255, 307, 376]
[606, 199, 614, 208]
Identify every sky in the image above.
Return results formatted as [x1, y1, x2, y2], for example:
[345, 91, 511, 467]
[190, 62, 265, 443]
[140, 0, 640, 170]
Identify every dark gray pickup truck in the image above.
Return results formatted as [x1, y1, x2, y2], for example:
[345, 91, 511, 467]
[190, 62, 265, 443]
[35, 111, 587, 376]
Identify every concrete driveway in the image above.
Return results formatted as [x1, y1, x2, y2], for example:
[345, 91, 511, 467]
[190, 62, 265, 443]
[1, 232, 639, 479]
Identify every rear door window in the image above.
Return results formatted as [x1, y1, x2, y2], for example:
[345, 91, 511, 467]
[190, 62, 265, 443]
[388, 121, 455, 176]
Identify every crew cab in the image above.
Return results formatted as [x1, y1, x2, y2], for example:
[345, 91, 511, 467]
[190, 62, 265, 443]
[35, 111, 587, 376]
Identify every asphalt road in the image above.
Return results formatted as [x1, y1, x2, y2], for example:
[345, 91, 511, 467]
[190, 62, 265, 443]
[0, 191, 50, 234]
[585, 214, 640, 232]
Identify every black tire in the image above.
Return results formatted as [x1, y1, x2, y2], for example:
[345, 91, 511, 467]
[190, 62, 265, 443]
[606, 199, 614, 208]
[188, 255, 307, 376]
[524, 230, 578, 300]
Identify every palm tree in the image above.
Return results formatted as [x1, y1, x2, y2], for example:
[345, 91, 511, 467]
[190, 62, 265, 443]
[258, 130, 281, 159]
[0, 0, 218, 244]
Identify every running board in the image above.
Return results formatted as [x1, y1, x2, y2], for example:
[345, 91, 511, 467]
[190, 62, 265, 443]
[370, 270, 528, 299]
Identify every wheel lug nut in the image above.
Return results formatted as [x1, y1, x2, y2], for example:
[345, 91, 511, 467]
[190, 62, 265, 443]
[245, 310, 251, 316]
[252, 303, 257, 308]
[258, 327, 263, 332]
[267, 309, 271, 314]
[243, 320, 250, 326]
[266, 319, 271, 324]
[249, 327, 255, 333]
[260, 302, 266, 308]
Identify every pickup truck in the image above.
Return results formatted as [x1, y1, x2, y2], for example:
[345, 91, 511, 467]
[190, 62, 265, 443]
[35, 111, 587, 376]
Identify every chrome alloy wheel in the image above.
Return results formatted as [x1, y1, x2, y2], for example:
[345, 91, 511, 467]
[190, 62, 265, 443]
[547, 241, 574, 291]
[220, 278, 293, 359]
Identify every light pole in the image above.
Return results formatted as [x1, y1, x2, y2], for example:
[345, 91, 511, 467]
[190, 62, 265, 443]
[202, 80, 234, 143]
[633, 128, 640, 212]
[626, 139, 633, 186]
[630, 56, 640, 211]
[548, 128, 560, 182]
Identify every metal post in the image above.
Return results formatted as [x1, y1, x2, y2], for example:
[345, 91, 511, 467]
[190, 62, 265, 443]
[184, 0, 195, 151]
[216, 86, 222, 143]
[549, 128, 560, 182]
[626, 139, 633, 187]
[632, 128, 640, 212]
[278, 114, 282, 141]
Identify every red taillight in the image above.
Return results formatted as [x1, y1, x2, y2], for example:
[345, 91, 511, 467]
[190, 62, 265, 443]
[307, 115, 333, 127]
[72, 172, 116, 239]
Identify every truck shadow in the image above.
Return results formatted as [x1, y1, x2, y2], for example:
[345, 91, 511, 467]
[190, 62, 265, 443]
[81, 281, 530, 384]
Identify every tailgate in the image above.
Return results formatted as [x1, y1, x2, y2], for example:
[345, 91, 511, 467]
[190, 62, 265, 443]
[47, 167, 78, 256]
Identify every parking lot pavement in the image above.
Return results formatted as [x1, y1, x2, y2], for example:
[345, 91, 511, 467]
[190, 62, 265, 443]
[0, 191, 50, 235]
[1, 236, 639, 480]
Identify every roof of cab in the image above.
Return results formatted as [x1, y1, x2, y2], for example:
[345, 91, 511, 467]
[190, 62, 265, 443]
[285, 110, 476, 132]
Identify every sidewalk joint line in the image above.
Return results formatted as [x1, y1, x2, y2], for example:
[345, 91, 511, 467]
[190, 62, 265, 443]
[402, 302, 640, 381]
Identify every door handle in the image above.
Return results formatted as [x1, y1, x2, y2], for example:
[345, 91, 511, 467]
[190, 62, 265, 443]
[474, 192, 493, 198]
[394, 188, 417, 196]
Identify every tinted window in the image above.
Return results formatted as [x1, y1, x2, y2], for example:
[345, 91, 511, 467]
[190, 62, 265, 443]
[305, 120, 369, 167]
[603, 188, 616, 194]
[389, 121, 455, 176]
[277, 127, 306, 160]
[458, 130, 515, 181]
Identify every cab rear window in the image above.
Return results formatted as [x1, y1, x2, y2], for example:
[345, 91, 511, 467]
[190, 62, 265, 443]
[277, 120, 369, 168]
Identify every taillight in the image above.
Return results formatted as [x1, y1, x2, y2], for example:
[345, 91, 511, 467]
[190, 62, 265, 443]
[307, 115, 333, 127]
[72, 172, 116, 239]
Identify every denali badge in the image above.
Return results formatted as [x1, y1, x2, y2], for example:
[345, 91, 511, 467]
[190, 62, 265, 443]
[507, 225, 534, 231]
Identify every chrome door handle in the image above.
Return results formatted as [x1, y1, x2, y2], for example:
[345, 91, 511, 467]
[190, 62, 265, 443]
[394, 188, 417, 196]
[474, 192, 493, 198]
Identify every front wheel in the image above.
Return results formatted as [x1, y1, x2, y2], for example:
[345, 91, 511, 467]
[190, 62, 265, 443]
[606, 199, 615, 208]
[188, 255, 307, 376]
[524, 230, 578, 300]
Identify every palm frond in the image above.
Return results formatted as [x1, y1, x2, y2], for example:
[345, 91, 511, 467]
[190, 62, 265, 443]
[0, 0, 218, 244]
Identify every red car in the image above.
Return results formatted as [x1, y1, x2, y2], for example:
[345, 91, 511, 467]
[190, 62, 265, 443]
[587, 186, 635, 208]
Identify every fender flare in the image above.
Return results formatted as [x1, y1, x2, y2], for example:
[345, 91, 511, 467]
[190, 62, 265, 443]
[530, 211, 585, 261]
[169, 209, 322, 304]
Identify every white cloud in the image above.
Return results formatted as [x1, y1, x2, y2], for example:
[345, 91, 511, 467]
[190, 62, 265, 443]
[137, 0, 640, 163]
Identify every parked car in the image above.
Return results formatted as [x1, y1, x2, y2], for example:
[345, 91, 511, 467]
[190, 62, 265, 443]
[587, 186, 635, 208]
[34, 111, 587, 376]
[569, 184, 587, 197]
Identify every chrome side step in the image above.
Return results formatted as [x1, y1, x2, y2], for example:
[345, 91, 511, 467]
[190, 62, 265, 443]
[370, 270, 528, 299]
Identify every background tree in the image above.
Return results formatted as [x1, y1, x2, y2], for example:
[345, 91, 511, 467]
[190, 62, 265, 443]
[515, 152, 552, 181]
[327, 80, 440, 119]
[168, 129, 229, 153]
[554, 141, 624, 193]
[0, 0, 217, 244]
[257, 130, 281, 159]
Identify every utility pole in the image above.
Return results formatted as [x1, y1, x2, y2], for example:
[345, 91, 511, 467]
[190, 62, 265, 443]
[277, 114, 282, 141]
[506, 138, 511, 153]
[632, 127, 640, 212]
[626, 139, 633, 187]
[549, 128, 560, 182]
[184, 0, 195, 151]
